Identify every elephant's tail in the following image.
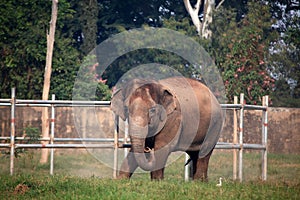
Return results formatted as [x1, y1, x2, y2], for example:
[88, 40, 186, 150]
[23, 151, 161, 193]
[184, 158, 192, 166]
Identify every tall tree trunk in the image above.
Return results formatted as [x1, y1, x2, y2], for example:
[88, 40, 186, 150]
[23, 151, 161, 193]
[183, 0, 202, 35]
[183, 0, 225, 39]
[201, 0, 215, 39]
[40, 0, 58, 164]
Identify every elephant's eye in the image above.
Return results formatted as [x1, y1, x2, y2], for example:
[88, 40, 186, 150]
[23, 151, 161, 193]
[149, 107, 156, 115]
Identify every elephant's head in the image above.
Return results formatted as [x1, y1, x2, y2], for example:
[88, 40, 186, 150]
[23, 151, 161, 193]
[111, 79, 177, 171]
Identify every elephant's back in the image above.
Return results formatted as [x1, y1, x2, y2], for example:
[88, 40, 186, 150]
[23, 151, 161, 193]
[159, 77, 213, 111]
[159, 77, 223, 153]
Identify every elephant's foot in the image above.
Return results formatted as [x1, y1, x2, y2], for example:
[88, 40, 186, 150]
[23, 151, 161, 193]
[117, 150, 138, 179]
[193, 172, 208, 182]
[117, 171, 131, 179]
[194, 151, 213, 182]
[187, 150, 212, 182]
[150, 168, 165, 180]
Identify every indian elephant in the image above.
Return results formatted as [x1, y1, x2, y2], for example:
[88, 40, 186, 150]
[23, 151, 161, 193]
[111, 77, 224, 180]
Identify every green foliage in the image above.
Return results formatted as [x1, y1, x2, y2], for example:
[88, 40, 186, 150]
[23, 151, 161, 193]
[103, 48, 197, 88]
[102, 17, 210, 88]
[271, 79, 300, 107]
[0, 0, 81, 100]
[72, 55, 111, 101]
[268, 13, 300, 107]
[163, 16, 209, 47]
[211, 1, 278, 104]
[95, 83, 112, 101]
[0, 1, 49, 99]
[74, 0, 98, 55]
[1, 127, 40, 158]
[1, 0, 298, 106]
[96, 0, 189, 43]
[23, 127, 40, 144]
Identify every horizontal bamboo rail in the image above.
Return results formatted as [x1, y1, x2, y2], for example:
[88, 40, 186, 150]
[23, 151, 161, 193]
[0, 88, 268, 181]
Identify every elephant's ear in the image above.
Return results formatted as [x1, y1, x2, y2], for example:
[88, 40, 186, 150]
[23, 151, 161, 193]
[160, 88, 176, 116]
[111, 89, 126, 120]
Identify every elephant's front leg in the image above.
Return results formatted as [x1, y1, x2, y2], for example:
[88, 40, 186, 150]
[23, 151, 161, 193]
[118, 149, 138, 179]
[151, 168, 165, 180]
[149, 112, 180, 180]
[149, 147, 170, 180]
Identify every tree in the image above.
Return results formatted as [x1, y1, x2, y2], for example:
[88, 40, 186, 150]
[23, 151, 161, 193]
[72, 0, 98, 56]
[72, 55, 111, 101]
[40, 0, 59, 164]
[267, 0, 300, 107]
[183, 0, 226, 38]
[100, 18, 206, 88]
[0, 0, 80, 100]
[0, 1, 50, 99]
[1, 0, 298, 108]
[210, 1, 278, 104]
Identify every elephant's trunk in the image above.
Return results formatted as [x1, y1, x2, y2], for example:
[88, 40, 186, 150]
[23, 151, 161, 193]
[129, 120, 156, 171]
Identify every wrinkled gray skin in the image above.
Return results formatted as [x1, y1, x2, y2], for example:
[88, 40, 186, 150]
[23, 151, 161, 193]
[111, 77, 224, 180]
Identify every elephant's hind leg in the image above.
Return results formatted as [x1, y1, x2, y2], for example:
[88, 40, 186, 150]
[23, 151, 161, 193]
[194, 150, 213, 181]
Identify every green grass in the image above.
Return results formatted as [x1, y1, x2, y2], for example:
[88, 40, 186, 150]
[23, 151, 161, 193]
[0, 174, 299, 200]
[0, 149, 299, 199]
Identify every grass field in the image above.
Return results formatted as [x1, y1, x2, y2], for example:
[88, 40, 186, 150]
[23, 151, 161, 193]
[0, 149, 299, 199]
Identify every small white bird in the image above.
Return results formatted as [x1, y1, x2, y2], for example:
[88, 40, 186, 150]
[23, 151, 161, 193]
[216, 177, 223, 187]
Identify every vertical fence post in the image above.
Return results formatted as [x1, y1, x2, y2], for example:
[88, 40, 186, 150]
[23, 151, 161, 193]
[50, 94, 55, 175]
[82, 109, 87, 139]
[184, 153, 190, 182]
[10, 88, 16, 175]
[239, 93, 244, 182]
[124, 118, 129, 158]
[113, 115, 119, 179]
[262, 96, 268, 180]
[233, 96, 238, 180]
